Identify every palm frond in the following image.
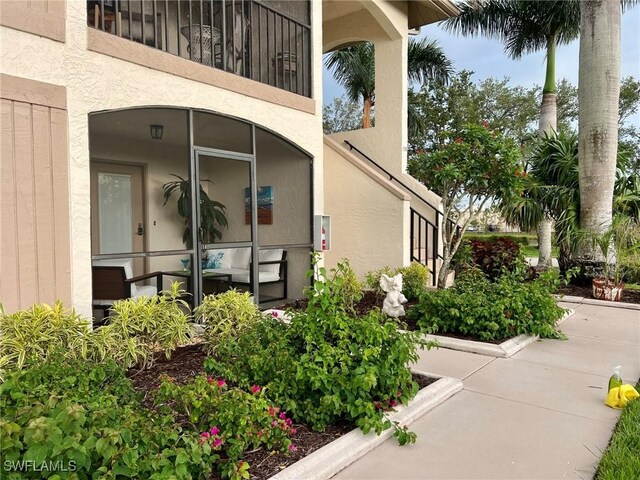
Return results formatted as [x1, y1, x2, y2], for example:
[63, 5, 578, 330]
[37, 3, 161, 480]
[407, 38, 453, 85]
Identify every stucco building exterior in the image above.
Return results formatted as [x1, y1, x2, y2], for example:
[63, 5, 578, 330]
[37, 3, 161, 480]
[0, 0, 457, 317]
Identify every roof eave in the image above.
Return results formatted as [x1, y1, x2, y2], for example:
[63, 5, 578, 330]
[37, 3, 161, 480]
[409, 0, 460, 29]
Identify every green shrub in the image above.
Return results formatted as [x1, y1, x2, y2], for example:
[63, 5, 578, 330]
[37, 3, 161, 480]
[0, 302, 123, 377]
[364, 266, 395, 296]
[408, 269, 566, 341]
[1, 284, 192, 376]
[104, 282, 192, 368]
[364, 262, 430, 301]
[0, 357, 218, 479]
[399, 262, 430, 300]
[206, 259, 431, 444]
[194, 290, 261, 354]
[621, 254, 640, 284]
[155, 374, 294, 477]
[323, 258, 363, 310]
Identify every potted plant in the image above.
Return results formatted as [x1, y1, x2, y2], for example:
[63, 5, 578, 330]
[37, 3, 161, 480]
[162, 175, 228, 247]
[586, 216, 639, 301]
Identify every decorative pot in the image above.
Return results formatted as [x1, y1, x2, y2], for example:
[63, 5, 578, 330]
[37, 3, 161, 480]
[592, 278, 624, 301]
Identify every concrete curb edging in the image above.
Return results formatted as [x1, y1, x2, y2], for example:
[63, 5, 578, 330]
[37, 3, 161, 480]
[555, 295, 640, 311]
[269, 376, 463, 480]
[420, 309, 575, 358]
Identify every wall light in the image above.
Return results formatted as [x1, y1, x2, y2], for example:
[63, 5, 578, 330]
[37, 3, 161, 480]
[150, 124, 164, 140]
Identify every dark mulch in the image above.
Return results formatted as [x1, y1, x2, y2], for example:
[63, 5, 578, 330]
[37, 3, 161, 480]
[557, 284, 640, 305]
[127, 344, 436, 480]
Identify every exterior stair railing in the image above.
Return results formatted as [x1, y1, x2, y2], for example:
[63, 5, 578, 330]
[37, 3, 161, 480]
[343, 140, 448, 287]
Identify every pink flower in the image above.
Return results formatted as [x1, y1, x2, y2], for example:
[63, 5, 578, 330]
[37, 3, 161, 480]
[285, 418, 293, 426]
[271, 311, 279, 318]
[289, 444, 297, 452]
[217, 379, 226, 387]
[289, 428, 297, 435]
[251, 385, 261, 394]
[256, 430, 264, 437]
[210, 426, 220, 436]
[212, 438, 223, 448]
[268, 406, 277, 417]
[207, 377, 214, 384]
[390, 399, 398, 407]
[279, 412, 287, 420]
[200, 432, 210, 439]
[272, 420, 279, 427]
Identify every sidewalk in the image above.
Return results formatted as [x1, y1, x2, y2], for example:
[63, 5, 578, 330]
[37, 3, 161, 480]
[335, 302, 640, 480]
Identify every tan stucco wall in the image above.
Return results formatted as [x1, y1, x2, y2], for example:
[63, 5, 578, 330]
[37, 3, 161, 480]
[324, 0, 444, 265]
[323, 137, 409, 278]
[0, 0, 323, 316]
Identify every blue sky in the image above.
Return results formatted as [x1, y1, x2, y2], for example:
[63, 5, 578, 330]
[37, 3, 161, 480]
[322, 5, 640, 125]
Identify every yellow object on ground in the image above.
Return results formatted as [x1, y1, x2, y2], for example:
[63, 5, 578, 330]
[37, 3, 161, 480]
[605, 384, 640, 409]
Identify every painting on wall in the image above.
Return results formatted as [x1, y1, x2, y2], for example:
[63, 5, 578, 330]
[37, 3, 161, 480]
[245, 186, 274, 225]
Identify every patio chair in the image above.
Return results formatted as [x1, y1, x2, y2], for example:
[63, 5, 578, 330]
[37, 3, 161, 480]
[92, 259, 165, 314]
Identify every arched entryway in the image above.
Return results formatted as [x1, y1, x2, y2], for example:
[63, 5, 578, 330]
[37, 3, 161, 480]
[89, 107, 312, 315]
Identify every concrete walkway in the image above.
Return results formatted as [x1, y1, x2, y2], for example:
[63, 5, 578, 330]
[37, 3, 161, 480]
[335, 302, 640, 480]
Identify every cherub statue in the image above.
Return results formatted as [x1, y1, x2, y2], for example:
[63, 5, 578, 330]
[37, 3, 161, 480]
[380, 273, 407, 318]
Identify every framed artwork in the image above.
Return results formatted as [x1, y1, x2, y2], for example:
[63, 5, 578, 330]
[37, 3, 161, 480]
[245, 186, 273, 224]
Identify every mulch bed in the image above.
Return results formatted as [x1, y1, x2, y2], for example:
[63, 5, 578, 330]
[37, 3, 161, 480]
[127, 344, 436, 480]
[557, 284, 640, 305]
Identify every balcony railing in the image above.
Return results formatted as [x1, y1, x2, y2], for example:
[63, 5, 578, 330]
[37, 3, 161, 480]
[88, 0, 312, 97]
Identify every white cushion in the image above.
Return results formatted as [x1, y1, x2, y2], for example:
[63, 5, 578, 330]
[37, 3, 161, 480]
[93, 258, 136, 296]
[203, 268, 280, 284]
[206, 248, 235, 269]
[259, 249, 283, 275]
[231, 247, 251, 269]
[134, 285, 157, 298]
[93, 285, 157, 306]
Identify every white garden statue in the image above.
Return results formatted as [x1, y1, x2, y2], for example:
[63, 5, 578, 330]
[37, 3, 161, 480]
[380, 273, 408, 318]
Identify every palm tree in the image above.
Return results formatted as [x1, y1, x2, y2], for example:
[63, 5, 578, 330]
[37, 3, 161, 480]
[443, 0, 580, 268]
[502, 130, 637, 274]
[324, 38, 452, 129]
[577, 0, 622, 265]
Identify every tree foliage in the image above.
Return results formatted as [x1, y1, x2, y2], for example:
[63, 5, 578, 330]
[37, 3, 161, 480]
[408, 70, 539, 152]
[324, 39, 452, 129]
[322, 95, 365, 134]
[408, 123, 525, 287]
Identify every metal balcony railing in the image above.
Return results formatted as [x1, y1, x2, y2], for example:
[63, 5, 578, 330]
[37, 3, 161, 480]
[88, 0, 312, 97]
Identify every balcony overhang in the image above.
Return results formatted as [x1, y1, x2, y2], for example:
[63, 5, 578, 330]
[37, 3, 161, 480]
[408, 0, 460, 28]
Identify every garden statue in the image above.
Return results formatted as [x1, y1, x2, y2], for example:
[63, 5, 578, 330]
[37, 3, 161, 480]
[380, 273, 407, 318]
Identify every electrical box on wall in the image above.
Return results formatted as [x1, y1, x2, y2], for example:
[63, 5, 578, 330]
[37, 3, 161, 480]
[314, 215, 331, 251]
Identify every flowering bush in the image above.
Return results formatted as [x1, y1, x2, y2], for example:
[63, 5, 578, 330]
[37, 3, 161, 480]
[206, 258, 431, 443]
[0, 357, 217, 479]
[155, 374, 295, 478]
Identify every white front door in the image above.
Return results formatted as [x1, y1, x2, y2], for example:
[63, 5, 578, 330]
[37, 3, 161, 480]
[91, 162, 145, 275]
